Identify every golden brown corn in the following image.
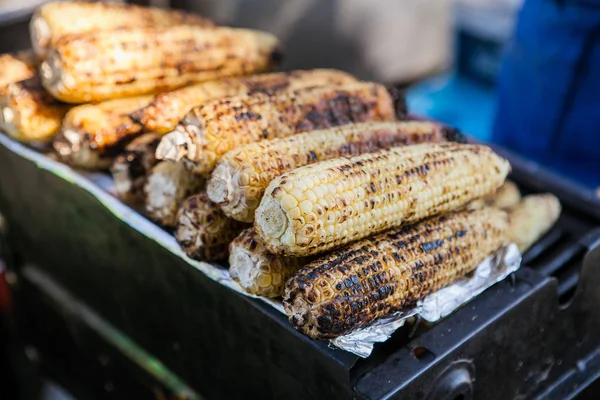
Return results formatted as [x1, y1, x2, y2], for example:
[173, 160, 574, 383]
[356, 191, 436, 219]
[0, 77, 69, 143]
[284, 207, 509, 339]
[156, 82, 396, 176]
[40, 25, 280, 103]
[144, 161, 206, 227]
[175, 192, 248, 261]
[255, 142, 510, 257]
[53, 95, 153, 169]
[468, 180, 522, 211]
[0, 51, 37, 94]
[30, 1, 214, 58]
[507, 194, 561, 252]
[229, 229, 311, 298]
[208, 121, 460, 223]
[111, 132, 162, 206]
[131, 69, 358, 133]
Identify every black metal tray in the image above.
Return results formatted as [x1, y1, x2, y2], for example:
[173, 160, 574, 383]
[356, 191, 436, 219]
[1, 134, 600, 399]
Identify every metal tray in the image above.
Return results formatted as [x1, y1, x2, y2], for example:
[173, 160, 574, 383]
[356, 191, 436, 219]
[1, 134, 599, 399]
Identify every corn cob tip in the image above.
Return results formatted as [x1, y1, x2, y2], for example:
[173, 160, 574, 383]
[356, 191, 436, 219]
[386, 86, 407, 120]
[156, 127, 195, 162]
[206, 162, 236, 205]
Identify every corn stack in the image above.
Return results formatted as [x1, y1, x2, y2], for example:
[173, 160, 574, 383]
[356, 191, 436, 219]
[255, 142, 510, 256]
[40, 25, 281, 103]
[283, 207, 509, 339]
[0, 76, 69, 143]
[53, 96, 153, 169]
[111, 132, 162, 206]
[144, 161, 206, 228]
[156, 82, 396, 176]
[131, 69, 358, 134]
[229, 229, 312, 298]
[208, 121, 463, 222]
[176, 192, 248, 261]
[30, 1, 215, 58]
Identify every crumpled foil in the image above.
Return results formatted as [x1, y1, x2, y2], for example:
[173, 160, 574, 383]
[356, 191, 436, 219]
[0, 134, 523, 360]
[331, 244, 522, 357]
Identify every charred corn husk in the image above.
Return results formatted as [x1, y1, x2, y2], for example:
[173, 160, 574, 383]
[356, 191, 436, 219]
[156, 82, 396, 176]
[175, 192, 248, 261]
[0, 77, 69, 143]
[40, 26, 280, 103]
[255, 142, 510, 257]
[208, 121, 459, 223]
[229, 229, 311, 298]
[145, 161, 206, 228]
[53, 95, 154, 169]
[507, 194, 561, 252]
[31, 1, 214, 58]
[131, 69, 358, 134]
[284, 207, 509, 339]
[0, 51, 37, 94]
[111, 132, 162, 206]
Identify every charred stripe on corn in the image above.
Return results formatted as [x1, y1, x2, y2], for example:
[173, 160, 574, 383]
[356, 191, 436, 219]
[40, 26, 280, 103]
[229, 229, 311, 298]
[208, 121, 459, 222]
[255, 142, 510, 256]
[176, 192, 248, 261]
[144, 161, 206, 228]
[156, 82, 396, 176]
[130, 69, 358, 133]
[111, 132, 162, 206]
[283, 207, 509, 339]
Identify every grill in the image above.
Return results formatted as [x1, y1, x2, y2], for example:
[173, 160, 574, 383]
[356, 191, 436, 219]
[0, 136, 599, 400]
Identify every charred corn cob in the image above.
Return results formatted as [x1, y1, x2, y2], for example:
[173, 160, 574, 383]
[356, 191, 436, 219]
[131, 69, 358, 133]
[0, 51, 37, 94]
[31, 1, 214, 58]
[145, 161, 206, 227]
[176, 192, 248, 261]
[156, 82, 396, 176]
[229, 229, 312, 298]
[284, 207, 509, 339]
[208, 121, 463, 223]
[0, 77, 69, 143]
[40, 26, 280, 103]
[255, 142, 510, 257]
[111, 132, 162, 206]
[53, 95, 154, 169]
[507, 194, 561, 252]
[468, 180, 522, 211]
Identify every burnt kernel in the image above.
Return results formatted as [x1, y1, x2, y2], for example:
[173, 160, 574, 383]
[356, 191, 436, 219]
[344, 278, 353, 288]
[420, 239, 444, 253]
[335, 282, 344, 291]
[456, 230, 467, 238]
[351, 275, 359, 284]
[317, 315, 333, 330]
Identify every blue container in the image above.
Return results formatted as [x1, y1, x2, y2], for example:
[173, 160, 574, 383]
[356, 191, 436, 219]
[492, 0, 600, 188]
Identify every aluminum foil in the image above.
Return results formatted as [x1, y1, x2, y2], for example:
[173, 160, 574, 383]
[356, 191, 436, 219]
[331, 244, 522, 357]
[0, 133, 522, 359]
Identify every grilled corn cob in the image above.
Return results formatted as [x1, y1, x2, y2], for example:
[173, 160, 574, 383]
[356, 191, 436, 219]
[284, 207, 509, 339]
[0, 77, 69, 143]
[176, 192, 248, 261]
[40, 26, 280, 103]
[53, 95, 154, 169]
[468, 180, 522, 211]
[507, 194, 561, 252]
[229, 229, 311, 298]
[131, 69, 358, 133]
[156, 82, 396, 176]
[0, 51, 37, 94]
[31, 1, 214, 58]
[208, 121, 462, 223]
[111, 132, 162, 206]
[255, 142, 510, 257]
[145, 161, 206, 227]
